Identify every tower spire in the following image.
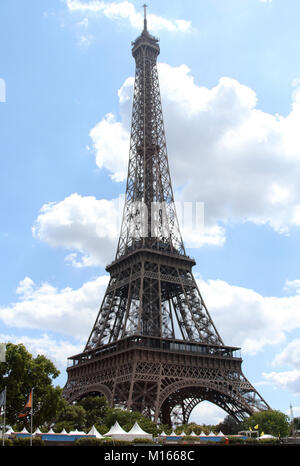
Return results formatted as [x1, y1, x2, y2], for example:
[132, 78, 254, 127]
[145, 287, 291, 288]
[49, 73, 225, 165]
[143, 4, 148, 31]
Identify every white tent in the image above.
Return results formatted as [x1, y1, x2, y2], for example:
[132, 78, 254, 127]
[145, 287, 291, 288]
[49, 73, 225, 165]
[169, 430, 178, 437]
[189, 431, 197, 437]
[179, 431, 186, 437]
[258, 434, 276, 439]
[158, 430, 167, 437]
[47, 428, 55, 434]
[68, 428, 85, 435]
[88, 425, 104, 438]
[20, 427, 29, 433]
[199, 431, 207, 437]
[127, 422, 153, 441]
[60, 428, 68, 434]
[33, 427, 42, 435]
[69, 429, 79, 435]
[208, 431, 216, 437]
[217, 431, 225, 437]
[4, 428, 14, 438]
[104, 421, 130, 440]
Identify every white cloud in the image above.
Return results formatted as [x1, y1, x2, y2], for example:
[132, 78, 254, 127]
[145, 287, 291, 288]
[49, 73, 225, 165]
[32, 193, 123, 267]
[0, 332, 81, 370]
[89, 113, 129, 182]
[189, 401, 227, 425]
[0, 275, 109, 341]
[284, 279, 300, 294]
[3, 273, 300, 360]
[32, 191, 225, 263]
[196, 277, 300, 355]
[272, 339, 300, 369]
[262, 370, 300, 395]
[88, 63, 300, 239]
[66, 0, 191, 33]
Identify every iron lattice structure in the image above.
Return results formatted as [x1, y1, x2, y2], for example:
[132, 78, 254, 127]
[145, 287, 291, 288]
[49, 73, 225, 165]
[63, 13, 270, 425]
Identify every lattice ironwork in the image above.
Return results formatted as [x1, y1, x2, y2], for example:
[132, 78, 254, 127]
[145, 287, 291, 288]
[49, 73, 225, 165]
[63, 10, 270, 425]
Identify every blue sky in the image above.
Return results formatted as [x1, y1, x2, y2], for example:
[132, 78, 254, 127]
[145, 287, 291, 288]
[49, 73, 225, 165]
[1, 0, 300, 425]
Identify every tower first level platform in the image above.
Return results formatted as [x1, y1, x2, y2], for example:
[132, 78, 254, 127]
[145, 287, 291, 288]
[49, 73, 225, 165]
[64, 334, 267, 425]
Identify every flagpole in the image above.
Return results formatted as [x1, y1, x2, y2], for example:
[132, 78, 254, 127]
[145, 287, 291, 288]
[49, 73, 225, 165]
[30, 388, 34, 447]
[2, 386, 6, 447]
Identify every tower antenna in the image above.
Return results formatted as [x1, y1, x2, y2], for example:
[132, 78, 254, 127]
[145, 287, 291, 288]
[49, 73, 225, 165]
[143, 4, 148, 31]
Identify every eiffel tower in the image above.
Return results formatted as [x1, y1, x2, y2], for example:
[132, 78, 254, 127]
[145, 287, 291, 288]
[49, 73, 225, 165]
[63, 7, 270, 425]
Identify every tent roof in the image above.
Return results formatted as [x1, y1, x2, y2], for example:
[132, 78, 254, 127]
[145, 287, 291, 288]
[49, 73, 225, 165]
[208, 431, 216, 436]
[189, 431, 197, 436]
[217, 431, 225, 436]
[259, 434, 276, 439]
[199, 431, 207, 437]
[105, 421, 127, 436]
[127, 422, 151, 436]
[88, 425, 104, 438]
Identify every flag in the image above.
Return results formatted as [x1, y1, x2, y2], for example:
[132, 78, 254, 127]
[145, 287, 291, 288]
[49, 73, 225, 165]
[254, 424, 259, 430]
[18, 390, 33, 418]
[0, 343, 5, 362]
[0, 388, 6, 407]
[0, 388, 6, 415]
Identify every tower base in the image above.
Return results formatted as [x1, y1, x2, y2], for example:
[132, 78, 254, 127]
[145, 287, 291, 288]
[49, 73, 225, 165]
[63, 335, 269, 425]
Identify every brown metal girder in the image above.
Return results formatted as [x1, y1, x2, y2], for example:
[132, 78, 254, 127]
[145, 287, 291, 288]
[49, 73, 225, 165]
[107, 248, 195, 274]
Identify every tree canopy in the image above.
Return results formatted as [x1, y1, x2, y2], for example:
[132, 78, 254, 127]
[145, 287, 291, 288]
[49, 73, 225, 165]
[243, 409, 290, 437]
[0, 343, 61, 429]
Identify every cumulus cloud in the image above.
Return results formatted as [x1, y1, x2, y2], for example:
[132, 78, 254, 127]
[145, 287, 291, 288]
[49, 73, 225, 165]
[37, 65, 300, 260]
[190, 401, 227, 425]
[3, 274, 300, 358]
[32, 192, 225, 265]
[0, 332, 81, 370]
[272, 339, 300, 368]
[88, 63, 300, 241]
[66, 0, 191, 33]
[262, 370, 300, 395]
[32, 193, 123, 267]
[0, 275, 109, 341]
[89, 113, 129, 182]
[195, 277, 300, 355]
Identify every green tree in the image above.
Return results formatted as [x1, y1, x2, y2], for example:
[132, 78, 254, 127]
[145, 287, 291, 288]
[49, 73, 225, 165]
[243, 410, 290, 437]
[54, 397, 87, 432]
[0, 343, 61, 429]
[77, 395, 108, 429]
[216, 415, 241, 435]
[104, 407, 143, 428]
